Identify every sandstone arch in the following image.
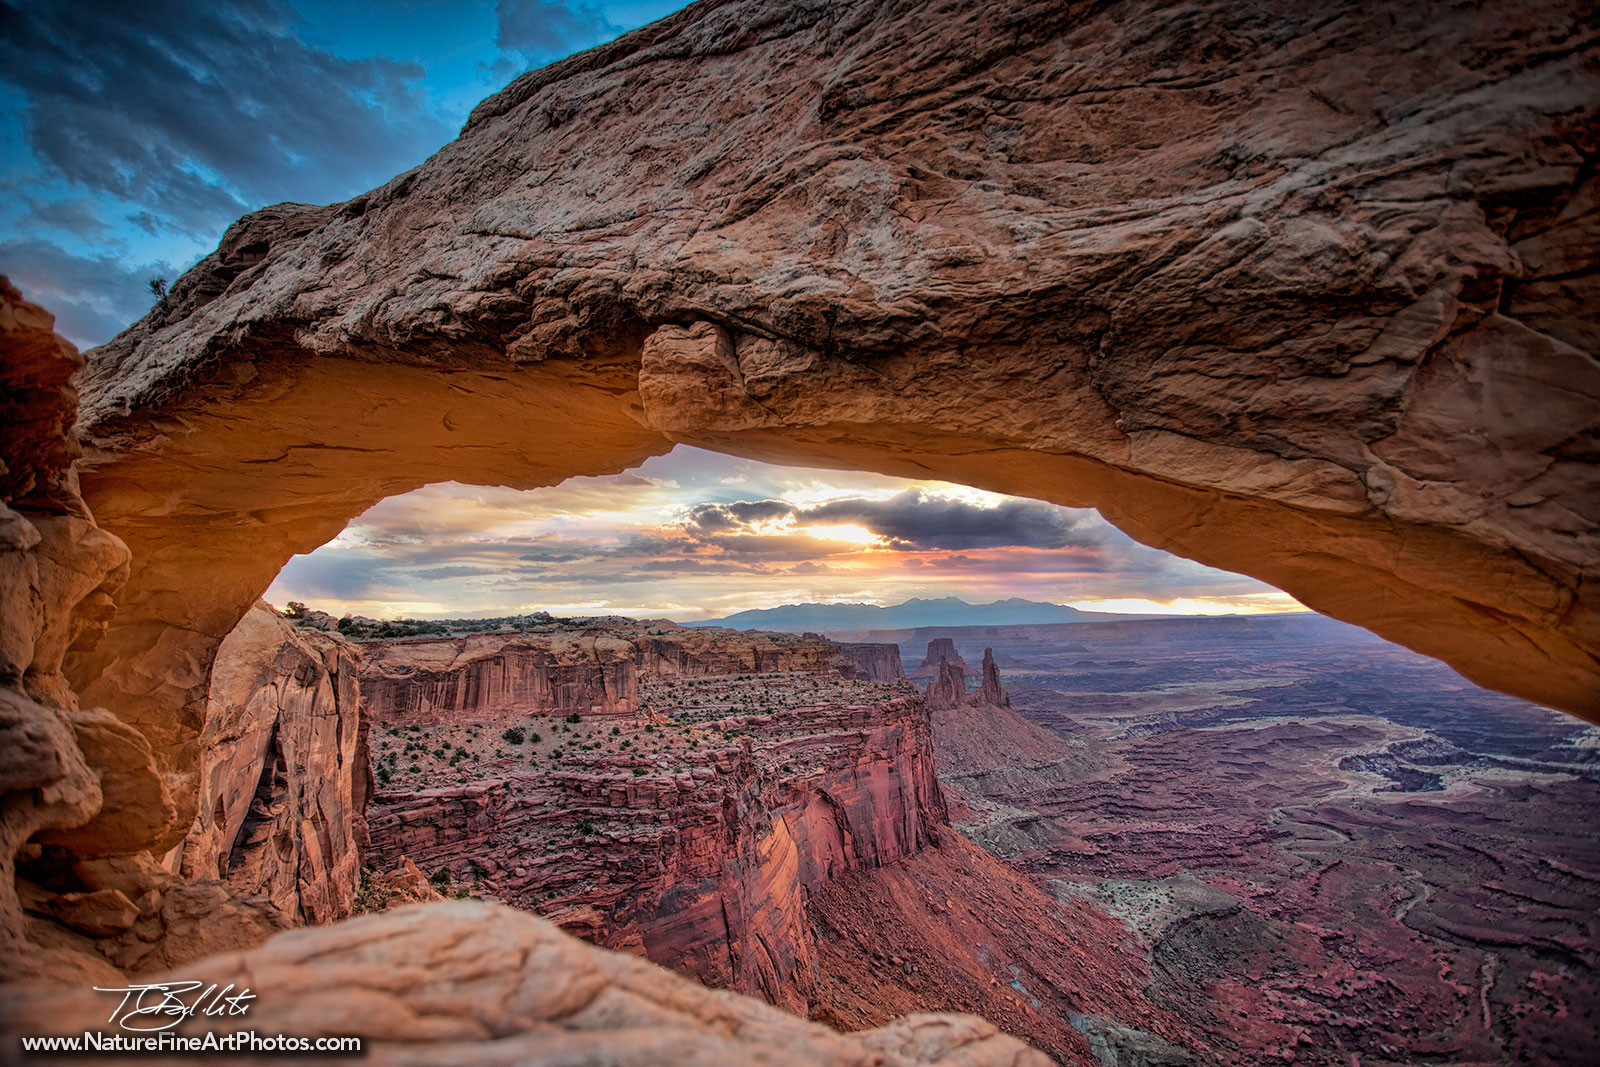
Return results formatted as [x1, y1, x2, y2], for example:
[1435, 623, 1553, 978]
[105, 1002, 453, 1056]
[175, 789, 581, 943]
[57, 0, 1600, 858]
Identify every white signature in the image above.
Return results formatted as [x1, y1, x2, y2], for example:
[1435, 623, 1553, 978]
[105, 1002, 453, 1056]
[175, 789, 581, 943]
[92, 982, 256, 1032]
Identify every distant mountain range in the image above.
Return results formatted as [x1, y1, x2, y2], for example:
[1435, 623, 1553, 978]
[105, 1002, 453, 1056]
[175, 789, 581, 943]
[686, 596, 1165, 632]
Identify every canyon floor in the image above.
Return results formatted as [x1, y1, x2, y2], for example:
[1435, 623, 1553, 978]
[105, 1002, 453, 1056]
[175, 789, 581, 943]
[897, 614, 1600, 1067]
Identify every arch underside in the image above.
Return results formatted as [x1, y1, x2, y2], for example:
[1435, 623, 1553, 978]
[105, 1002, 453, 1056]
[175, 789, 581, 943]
[66, 0, 1600, 855]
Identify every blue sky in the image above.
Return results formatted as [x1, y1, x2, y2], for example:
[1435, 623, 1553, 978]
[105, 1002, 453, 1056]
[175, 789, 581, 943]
[0, 0, 684, 347]
[0, 1, 1304, 620]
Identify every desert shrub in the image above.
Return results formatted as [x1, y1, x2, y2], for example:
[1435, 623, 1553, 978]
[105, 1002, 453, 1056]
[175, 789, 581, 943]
[502, 727, 526, 745]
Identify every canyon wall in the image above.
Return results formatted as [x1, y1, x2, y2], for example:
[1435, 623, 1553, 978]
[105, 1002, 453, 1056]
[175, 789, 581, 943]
[181, 602, 368, 925]
[362, 656, 947, 1015]
[358, 624, 872, 726]
[834, 641, 908, 683]
[361, 631, 639, 725]
[632, 626, 853, 677]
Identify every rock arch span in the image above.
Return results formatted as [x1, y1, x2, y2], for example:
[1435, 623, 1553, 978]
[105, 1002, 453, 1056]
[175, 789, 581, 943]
[58, 0, 1600, 863]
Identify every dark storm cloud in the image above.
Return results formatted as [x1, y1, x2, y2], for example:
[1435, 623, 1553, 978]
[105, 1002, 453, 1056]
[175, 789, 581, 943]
[804, 491, 1102, 550]
[495, 0, 618, 61]
[685, 499, 796, 533]
[675, 491, 1104, 552]
[0, 0, 453, 239]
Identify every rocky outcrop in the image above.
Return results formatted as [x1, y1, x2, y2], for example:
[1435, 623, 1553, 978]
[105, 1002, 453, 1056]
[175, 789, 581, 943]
[911, 638, 971, 682]
[633, 626, 851, 677]
[978, 649, 1010, 708]
[181, 602, 366, 924]
[5, 899, 1052, 1067]
[61, 0, 1600, 751]
[835, 641, 907, 683]
[925, 657, 969, 712]
[360, 631, 639, 725]
[0, 279, 141, 973]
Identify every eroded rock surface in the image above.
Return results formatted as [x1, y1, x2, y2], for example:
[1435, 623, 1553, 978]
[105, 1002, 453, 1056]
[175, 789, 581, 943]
[834, 640, 908, 683]
[182, 602, 367, 924]
[911, 638, 972, 682]
[5, 899, 1054, 1067]
[0, 279, 138, 968]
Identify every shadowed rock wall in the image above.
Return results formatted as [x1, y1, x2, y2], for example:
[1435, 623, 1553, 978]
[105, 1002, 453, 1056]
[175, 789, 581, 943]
[181, 602, 368, 925]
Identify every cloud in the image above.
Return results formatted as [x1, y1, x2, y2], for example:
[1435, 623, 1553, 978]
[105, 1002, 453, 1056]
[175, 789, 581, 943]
[495, 0, 618, 63]
[804, 491, 1104, 550]
[0, 0, 453, 240]
[18, 197, 114, 240]
[676, 490, 1105, 551]
[0, 237, 175, 349]
[264, 446, 1299, 620]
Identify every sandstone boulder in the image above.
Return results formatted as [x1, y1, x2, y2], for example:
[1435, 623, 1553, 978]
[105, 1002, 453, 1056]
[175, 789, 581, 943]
[2, 900, 1052, 1067]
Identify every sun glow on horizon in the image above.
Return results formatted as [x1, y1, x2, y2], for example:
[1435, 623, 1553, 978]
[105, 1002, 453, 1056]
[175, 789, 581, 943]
[265, 446, 1305, 622]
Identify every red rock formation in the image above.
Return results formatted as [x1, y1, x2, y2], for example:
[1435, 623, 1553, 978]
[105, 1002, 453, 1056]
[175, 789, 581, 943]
[633, 626, 849, 677]
[181, 602, 366, 924]
[61, 0, 1600, 750]
[925, 657, 969, 712]
[362, 662, 947, 1016]
[6, 899, 1053, 1067]
[910, 638, 971, 681]
[978, 648, 1010, 708]
[356, 624, 871, 728]
[834, 641, 907, 683]
[0, 278, 142, 980]
[360, 631, 639, 725]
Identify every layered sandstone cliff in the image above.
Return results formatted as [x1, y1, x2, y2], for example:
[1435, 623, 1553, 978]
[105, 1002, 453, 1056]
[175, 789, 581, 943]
[360, 631, 639, 725]
[357, 622, 878, 727]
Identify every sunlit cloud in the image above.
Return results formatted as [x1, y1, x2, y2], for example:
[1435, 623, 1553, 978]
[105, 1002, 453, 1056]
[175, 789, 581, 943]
[264, 445, 1308, 622]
